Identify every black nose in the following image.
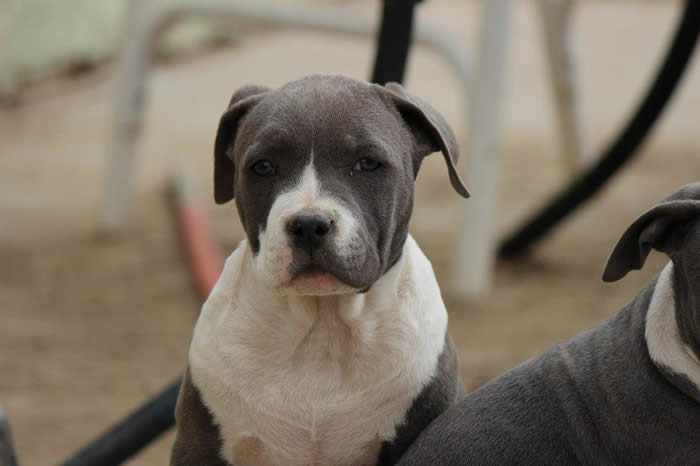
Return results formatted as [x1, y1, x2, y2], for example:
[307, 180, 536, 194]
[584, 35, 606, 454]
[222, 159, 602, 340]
[286, 214, 333, 250]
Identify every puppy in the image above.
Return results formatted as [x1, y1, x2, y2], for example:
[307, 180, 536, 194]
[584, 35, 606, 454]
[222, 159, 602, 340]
[171, 75, 469, 466]
[397, 183, 700, 465]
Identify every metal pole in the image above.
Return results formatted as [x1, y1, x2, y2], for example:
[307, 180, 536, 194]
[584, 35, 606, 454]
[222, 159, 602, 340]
[452, 0, 513, 298]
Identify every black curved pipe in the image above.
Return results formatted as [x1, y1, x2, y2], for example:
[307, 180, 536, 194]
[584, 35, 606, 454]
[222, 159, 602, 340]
[498, 0, 700, 258]
[61, 378, 182, 466]
[371, 0, 423, 84]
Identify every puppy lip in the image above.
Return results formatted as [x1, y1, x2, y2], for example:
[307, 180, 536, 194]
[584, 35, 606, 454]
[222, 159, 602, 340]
[285, 266, 355, 296]
[287, 264, 353, 290]
[292, 265, 335, 280]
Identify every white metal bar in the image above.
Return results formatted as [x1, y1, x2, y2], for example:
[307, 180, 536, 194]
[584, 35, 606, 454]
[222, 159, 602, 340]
[537, 0, 586, 174]
[451, 0, 513, 299]
[101, 0, 159, 231]
[100, 0, 473, 230]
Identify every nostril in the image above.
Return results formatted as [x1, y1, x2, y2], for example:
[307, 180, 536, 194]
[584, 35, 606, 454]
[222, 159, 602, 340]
[315, 222, 330, 236]
[289, 219, 304, 237]
[286, 215, 333, 243]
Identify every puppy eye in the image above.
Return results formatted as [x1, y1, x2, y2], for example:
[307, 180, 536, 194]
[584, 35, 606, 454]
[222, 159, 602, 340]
[352, 157, 381, 172]
[250, 160, 276, 177]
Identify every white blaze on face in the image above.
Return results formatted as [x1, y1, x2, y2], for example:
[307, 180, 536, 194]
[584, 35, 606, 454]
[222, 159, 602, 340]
[254, 161, 359, 295]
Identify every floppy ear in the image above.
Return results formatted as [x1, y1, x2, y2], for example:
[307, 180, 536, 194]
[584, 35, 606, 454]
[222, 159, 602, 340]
[379, 82, 470, 198]
[602, 182, 700, 282]
[213, 85, 270, 204]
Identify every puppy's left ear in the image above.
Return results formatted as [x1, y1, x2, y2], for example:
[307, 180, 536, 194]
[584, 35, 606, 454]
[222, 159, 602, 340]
[214, 85, 270, 204]
[602, 182, 700, 282]
[380, 82, 470, 198]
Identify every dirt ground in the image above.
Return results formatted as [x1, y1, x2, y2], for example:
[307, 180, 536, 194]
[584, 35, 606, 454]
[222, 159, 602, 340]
[2, 1, 699, 464]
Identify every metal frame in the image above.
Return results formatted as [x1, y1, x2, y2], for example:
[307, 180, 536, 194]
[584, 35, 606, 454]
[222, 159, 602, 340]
[101, 0, 473, 230]
[537, 0, 587, 174]
[452, 0, 584, 297]
[101, 0, 585, 297]
[452, 0, 513, 297]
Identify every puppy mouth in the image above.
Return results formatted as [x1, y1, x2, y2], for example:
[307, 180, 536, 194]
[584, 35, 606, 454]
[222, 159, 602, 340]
[290, 265, 337, 282]
[285, 263, 356, 295]
[283, 246, 367, 294]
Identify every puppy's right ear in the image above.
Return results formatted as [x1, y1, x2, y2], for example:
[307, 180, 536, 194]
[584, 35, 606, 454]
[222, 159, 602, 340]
[377, 82, 470, 199]
[214, 85, 270, 204]
[602, 182, 700, 282]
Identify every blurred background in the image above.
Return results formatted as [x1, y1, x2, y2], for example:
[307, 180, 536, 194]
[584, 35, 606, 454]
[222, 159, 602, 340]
[1, 0, 699, 463]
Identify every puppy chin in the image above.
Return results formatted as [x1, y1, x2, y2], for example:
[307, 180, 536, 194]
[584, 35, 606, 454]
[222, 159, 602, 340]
[287, 271, 358, 296]
[255, 261, 357, 296]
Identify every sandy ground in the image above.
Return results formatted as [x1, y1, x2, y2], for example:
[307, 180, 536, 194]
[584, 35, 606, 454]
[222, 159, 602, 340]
[1, 1, 699, 464]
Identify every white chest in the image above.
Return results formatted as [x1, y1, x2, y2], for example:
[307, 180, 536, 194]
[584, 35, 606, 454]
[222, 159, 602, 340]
[191, 346, 423, 465]
[189, 237, 447, 466]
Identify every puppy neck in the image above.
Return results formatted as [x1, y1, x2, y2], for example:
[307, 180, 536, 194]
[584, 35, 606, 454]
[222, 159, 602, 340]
[645, 262, 700, 400]
[223, 236, 438, 361]
[193, 235, 446, 385]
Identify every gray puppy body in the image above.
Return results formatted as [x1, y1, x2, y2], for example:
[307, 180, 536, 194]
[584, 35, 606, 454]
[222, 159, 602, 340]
[172, 75, 468, 465]
[399, 281, 700, 465]
[399, 183, 700, 465]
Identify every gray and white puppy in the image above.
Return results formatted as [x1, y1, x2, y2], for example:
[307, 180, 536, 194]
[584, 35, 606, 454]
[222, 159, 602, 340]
[398, 183, 700, 465]
[171, 75, 468, 466]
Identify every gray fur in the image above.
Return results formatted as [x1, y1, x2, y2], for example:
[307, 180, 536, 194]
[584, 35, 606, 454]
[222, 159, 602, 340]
[0, 409, 19, 466]
[378, 334, 465, 465]
[398, 182, 700, 465]
[399, 283, 700, 465]
[171, 369, 227, 466]
[603, 182, 700, 356]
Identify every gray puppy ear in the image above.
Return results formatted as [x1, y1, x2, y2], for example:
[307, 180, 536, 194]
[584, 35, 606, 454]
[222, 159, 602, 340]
[380, 82, 470, 198]
[602, 182, 700, 282]
[214, 85, 270, 204]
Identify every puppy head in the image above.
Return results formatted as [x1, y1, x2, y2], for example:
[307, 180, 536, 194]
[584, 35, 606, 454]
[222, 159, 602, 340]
[603, 182, 700, 356]
[213, 75, 469, 295]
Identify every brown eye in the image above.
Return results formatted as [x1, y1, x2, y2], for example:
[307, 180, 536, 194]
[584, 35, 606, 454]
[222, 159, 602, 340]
[353, 157, 381, 172]
[251, 160, 276, 177]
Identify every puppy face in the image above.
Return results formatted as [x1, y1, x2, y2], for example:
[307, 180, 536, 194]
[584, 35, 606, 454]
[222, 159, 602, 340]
[214, 75, 469, 295]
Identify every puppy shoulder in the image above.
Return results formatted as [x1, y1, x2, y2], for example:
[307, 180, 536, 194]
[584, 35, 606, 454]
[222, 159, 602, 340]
[191, 241, 250, 348]
[171, 368, 228, 466]
[378, 333, 462, 464]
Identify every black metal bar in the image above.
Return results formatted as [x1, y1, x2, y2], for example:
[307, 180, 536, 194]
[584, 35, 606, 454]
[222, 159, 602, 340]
[371, 0, 422, 84]
[0, 409, 19, 466]
[61, 377, 182, 466]
[498, 0, 700, 258]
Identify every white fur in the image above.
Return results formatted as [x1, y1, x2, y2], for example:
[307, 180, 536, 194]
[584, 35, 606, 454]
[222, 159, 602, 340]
[189, 235, 448, 466]
[255, 162, 359, 295]
[646, 262, 700, 391]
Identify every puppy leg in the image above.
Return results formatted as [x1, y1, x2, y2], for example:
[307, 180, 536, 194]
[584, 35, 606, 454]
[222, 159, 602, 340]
[377, 334, 464, 464]
[171, 369, 229, 466]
